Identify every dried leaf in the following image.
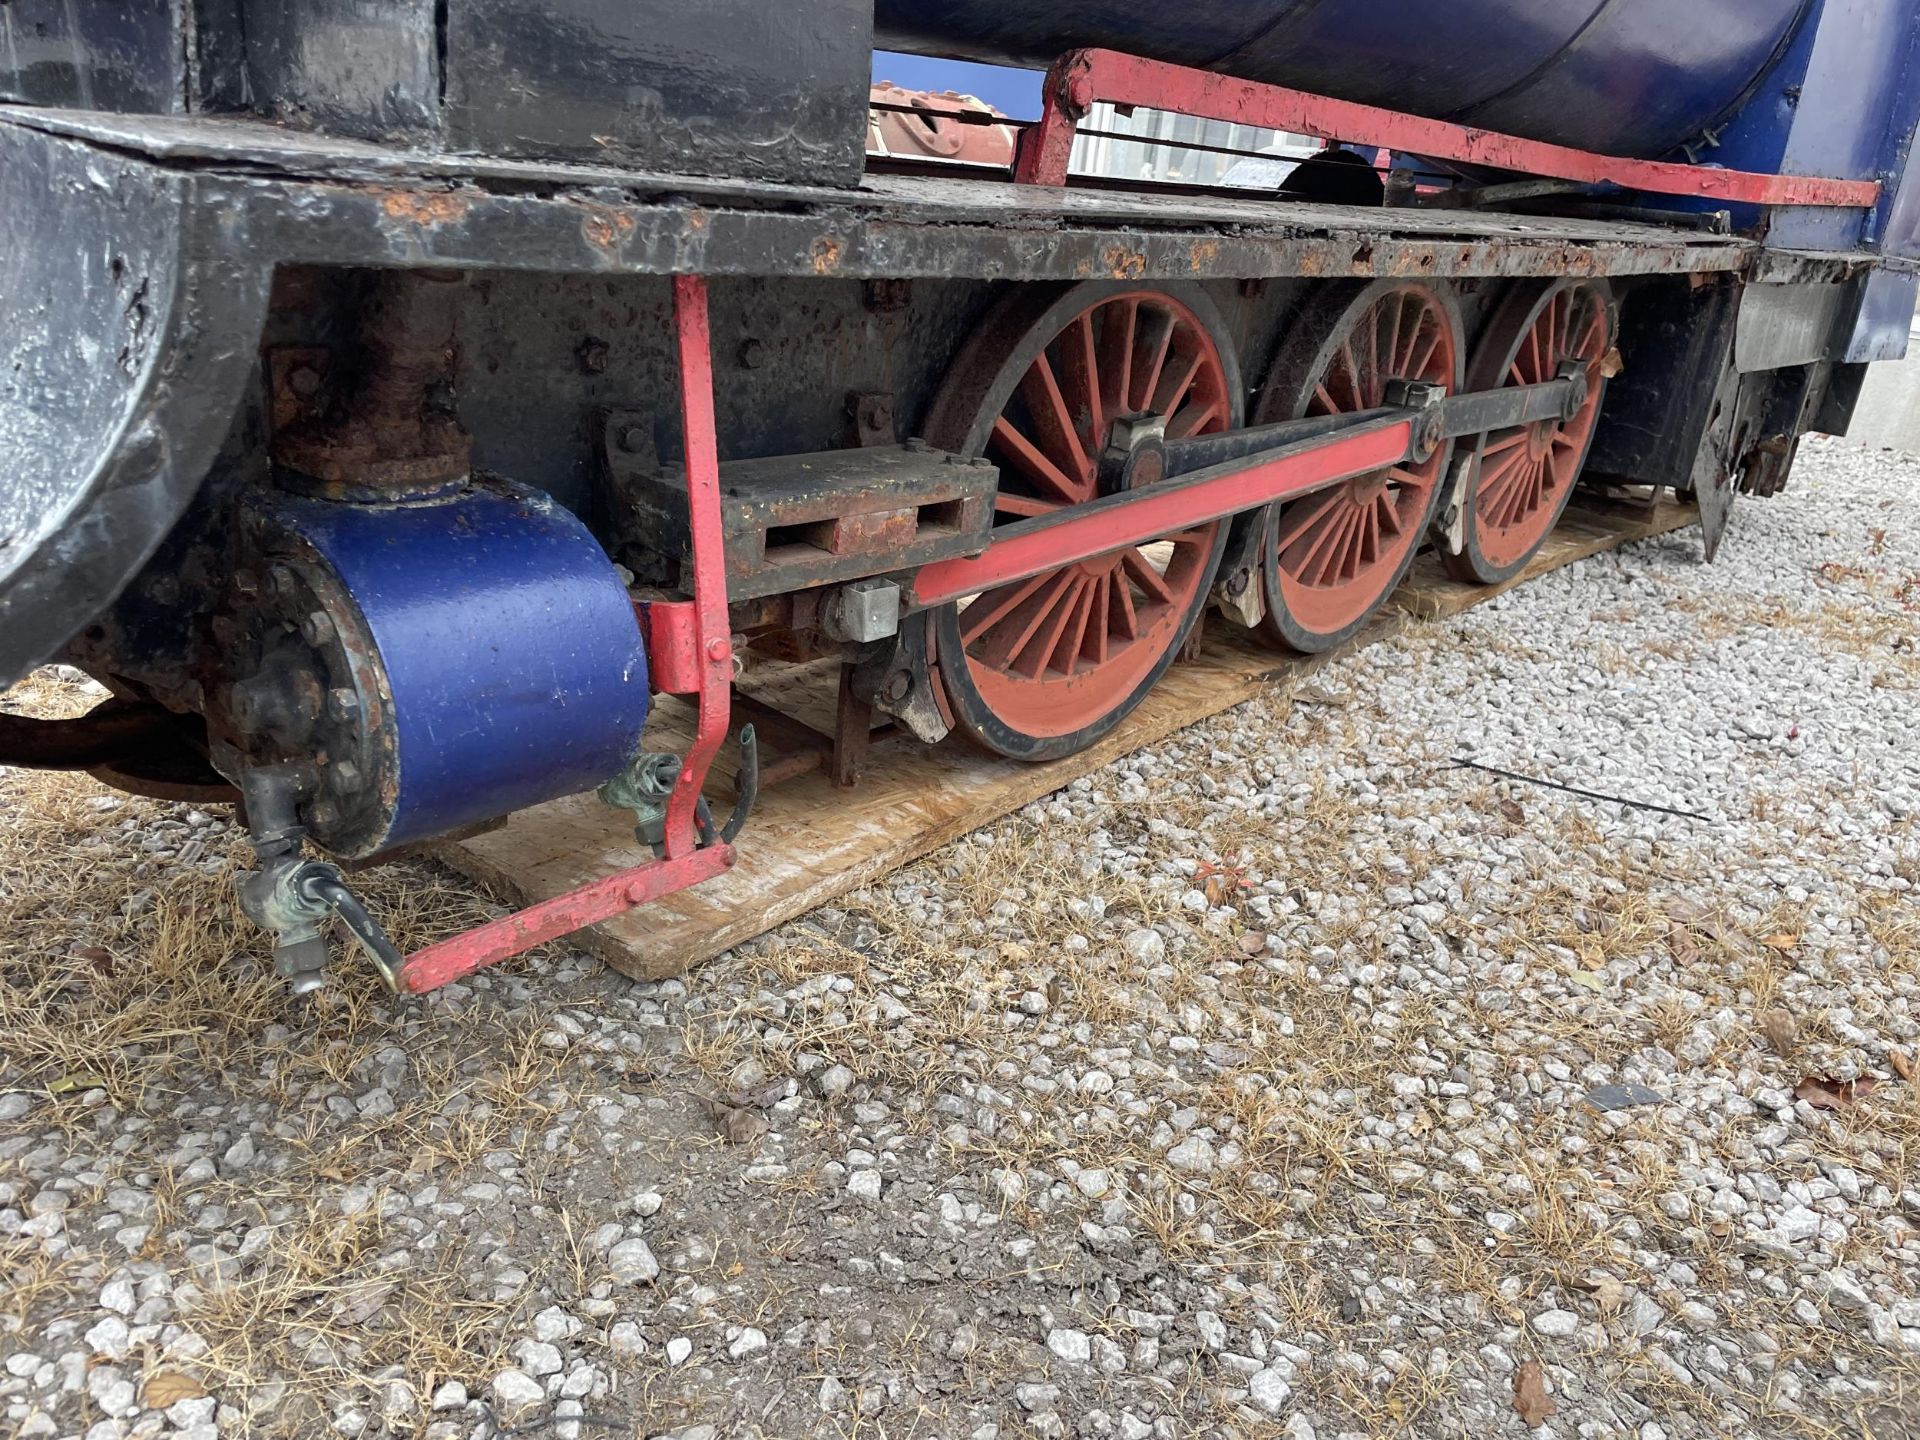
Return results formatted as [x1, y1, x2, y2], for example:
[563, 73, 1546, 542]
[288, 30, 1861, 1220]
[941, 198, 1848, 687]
[1513, 1359, 1556, 1426]
[1666, 926, 1700, 965]
[725, 1077, 791, 1111]
[1569, 970, 1605, 993]
[1890, 1050, 1915, 1084]
[1760, 1008, 1797, 1054]
[1497, 796, 1527, 825]
[44, 1073, 107, 1097]
[67, 944, 114, 975]
[1204, 874, 1231, 907]
[1794, 1075, 1879, 1111]
[1294, 682, 1351, 706]
[1238, 931, 1268, 958]
[1589, 1274, 1626, 1316]
[141, 1373, 206, 1409]
[715, 1106, 770, 1148]
[1664, 896, 1712, 925]
[1762, 933, 1801, 952]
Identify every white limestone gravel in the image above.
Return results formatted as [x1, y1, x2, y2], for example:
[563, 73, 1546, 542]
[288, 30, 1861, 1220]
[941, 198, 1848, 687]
[2, 434, 1919, 1439]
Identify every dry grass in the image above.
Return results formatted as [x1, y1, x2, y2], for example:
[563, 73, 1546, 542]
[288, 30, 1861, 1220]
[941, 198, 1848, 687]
[0, 675, 590, 1432]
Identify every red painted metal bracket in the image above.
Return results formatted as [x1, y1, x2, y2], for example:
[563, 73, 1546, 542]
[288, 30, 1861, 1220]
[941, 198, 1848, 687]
[1014, 48, 1880, 210]
[395, 275, 737, 994]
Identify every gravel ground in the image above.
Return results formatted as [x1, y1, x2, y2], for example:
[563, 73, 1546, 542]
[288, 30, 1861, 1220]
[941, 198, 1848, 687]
[3, 433, 1920, 1440]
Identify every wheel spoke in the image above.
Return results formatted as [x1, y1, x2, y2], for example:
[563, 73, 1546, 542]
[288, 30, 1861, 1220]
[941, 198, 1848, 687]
[1316, 507, 1363, 586]
[1337, 341, 1367, 409]
[1100, 299, 1139, 420]
[994, 490, 1064, 518]
[1110, 568, 1139, 639]
[1054, 574, 1097, 676]
[1385, 465, 1434, 497]
[991, 415, 1084, 504]
[1407, 324, 1443, 382]
[959, 571, 1051, 646]
[1296, 502, 1357, 587]
[1475, 446, 1530, 502]
[1274, 488, 1346, 553]
[1082, 571, 1111, 665]
[1019, 351, 1092, 487]
[1481, 430, 1529, 458]
[1132, 309, 1176, 413]
[1120, 547, 1176, 608]
[1397, 301, 1427, 375]
[1166, 396, 1224, 439]
[1013, 575, 1086, 679]
[1151, 348, 1206, 419]
[974, 570, 1074, 670]
[1060, 311, 1106, 459]
[1362, 303, 1383, 404]
[1375, 487, 1405, 538]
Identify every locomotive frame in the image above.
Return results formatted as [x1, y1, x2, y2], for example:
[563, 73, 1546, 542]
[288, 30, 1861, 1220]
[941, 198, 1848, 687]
[4, 6, 1917, 994]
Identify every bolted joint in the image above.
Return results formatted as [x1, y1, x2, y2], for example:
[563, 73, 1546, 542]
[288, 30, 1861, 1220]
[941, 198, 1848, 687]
[1554, 360, 1592, 420]
[1385, 379, 1449, 464]
[1060, 61, 1097, 118]
[1099, 414, 1169, 497]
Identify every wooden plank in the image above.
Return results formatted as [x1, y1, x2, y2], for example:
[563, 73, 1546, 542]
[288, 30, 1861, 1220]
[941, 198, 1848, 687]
[435, 497, 1698, 980]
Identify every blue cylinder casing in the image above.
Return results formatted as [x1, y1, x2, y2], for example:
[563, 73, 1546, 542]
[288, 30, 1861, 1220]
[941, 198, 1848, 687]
[263, 481, 648, 856]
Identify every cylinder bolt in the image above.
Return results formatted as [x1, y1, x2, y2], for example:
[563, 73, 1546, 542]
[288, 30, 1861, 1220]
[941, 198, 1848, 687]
[302, 610, 336, 646]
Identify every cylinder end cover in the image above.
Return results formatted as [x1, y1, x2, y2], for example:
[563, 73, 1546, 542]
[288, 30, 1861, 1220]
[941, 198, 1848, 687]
[222, 481, 648, 859]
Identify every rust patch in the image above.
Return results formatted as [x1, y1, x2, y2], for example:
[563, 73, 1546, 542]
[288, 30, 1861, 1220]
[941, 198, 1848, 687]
[810, 236, 843, 275]
[1187, 239, 1220, 273]
[581, 208, 638, 252]
[1103, 245, 1147, 280]
[380, 190, 474, 227]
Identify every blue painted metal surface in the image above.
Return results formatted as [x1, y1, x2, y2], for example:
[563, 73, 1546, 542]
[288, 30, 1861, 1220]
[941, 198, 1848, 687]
[285, 483, 648, 852]
[874, 0, 1814, 158]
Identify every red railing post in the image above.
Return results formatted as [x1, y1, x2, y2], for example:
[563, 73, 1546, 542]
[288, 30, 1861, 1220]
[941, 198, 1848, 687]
[663, 274, 735, 858]
[392, 273, 740, 993]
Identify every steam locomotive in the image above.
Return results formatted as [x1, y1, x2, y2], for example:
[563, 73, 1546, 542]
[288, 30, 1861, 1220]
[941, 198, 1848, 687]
[2, 1, 1914, 992]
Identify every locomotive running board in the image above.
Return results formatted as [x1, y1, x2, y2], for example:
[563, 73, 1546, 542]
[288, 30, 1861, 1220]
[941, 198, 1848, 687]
[434, 493, 1697, 982]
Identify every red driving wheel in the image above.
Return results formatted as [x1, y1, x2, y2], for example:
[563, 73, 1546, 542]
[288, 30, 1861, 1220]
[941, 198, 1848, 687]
[1251, 281, 1461, 652]
[1444, 279, 1616, 584]
[919, 283, 1236, 761]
